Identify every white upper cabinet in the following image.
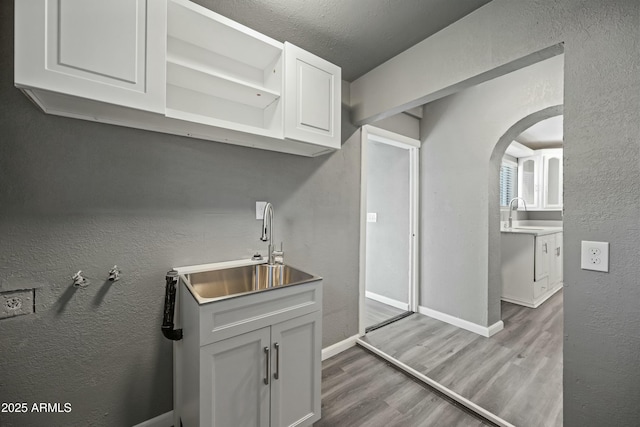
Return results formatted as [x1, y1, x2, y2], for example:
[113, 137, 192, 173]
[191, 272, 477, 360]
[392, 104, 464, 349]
[284, 43, 341, 151]
[517, 149, 563, 211]
[542, 149, 563, 209]
[15, 0, 166, 113]
[14, 0, 341, 157]
[518, 155, 541, 210]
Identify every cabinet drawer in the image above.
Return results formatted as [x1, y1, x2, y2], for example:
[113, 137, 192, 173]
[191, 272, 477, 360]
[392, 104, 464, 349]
[198, 280, 322, 346]
[533, 277, 548, 300]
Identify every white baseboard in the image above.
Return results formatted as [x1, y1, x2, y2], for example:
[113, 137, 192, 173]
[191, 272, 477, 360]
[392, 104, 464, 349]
[356, 339, 515, 427]
[321, 334, 360, 361]
[417, 306, 504, 338]
[133, 411, 173, 427]
[365, 291, 409, 311]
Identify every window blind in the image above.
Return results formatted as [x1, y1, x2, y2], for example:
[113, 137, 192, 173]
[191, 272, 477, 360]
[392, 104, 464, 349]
[500, 162, 517, 207]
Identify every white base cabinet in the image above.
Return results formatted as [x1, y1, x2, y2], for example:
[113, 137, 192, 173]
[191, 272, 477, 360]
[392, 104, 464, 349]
[15, 0, 341, 157]
[176, 280, 322, 427]
[501, 232, 563, 308]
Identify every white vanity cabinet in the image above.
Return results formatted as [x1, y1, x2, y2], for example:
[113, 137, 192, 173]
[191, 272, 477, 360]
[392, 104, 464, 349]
[176, 279, 322, 427]
[517, 149, 563, 210]
[502, 231, 563, 308]
[15, 0, 166, 113]
[14, 0, 341, 157]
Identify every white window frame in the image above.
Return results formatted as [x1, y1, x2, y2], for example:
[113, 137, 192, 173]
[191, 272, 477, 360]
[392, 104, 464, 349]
[500, 158, 518, 210]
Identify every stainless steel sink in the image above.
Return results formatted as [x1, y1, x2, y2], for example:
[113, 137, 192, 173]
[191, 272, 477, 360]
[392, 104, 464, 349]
[184, 264, 320, 302]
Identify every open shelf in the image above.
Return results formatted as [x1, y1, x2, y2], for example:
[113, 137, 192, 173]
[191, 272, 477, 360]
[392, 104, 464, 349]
[166, 0, 284, 134]
[167, 58, 279, 109]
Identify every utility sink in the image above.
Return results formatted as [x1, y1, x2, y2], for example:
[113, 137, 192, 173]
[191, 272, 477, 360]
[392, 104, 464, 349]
[183, 263, 320, 303]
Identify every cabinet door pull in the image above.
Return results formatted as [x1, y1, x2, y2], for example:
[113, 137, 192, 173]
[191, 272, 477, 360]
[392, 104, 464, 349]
[264, 347, 270, 385]
[556, 247, 561, 256]
[543, 243, 548, 253]
[274, 343, 280, 380]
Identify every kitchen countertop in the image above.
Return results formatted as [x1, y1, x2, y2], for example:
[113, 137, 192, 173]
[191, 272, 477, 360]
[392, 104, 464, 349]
[500, 226, 563, 236]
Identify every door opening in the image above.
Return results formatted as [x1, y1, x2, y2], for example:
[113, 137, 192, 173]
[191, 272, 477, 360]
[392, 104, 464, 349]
[359, 126, 419, 335]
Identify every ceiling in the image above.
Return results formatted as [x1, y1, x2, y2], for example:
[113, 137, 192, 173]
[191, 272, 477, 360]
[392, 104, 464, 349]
[194, 0, 492, 81]
[516, 116, 564, 150]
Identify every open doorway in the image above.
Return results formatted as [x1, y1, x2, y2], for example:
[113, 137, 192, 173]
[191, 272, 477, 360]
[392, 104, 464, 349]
[358, 125, 419, 334]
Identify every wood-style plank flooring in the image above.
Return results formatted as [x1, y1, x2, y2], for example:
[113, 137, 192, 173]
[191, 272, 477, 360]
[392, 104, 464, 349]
[364, 297, 407, 328]
[362, 291, 564, 427]
[314, 346, 493, 427]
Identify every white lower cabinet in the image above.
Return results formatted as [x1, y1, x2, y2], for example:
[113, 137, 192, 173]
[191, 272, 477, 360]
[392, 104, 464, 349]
[176, 280, 322, 427]
[200, 312, 321, 427]
[501, 231, 563, 308]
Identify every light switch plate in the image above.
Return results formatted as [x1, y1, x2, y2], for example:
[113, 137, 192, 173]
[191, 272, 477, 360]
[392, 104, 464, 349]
[581, 241, 609, 272]
[367, 212, 377, 223]
[256, 201, 267, 220]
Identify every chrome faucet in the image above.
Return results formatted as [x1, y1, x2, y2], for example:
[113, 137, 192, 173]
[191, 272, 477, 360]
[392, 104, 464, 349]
[260, 203, 284, 265]
[507, 197, 527, 229]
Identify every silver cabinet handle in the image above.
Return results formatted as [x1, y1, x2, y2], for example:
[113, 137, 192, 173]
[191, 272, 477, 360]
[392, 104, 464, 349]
[264, 347, 270, 385]
[556, 247, 561, 256]
[543, 243, 548, 253]
[274, 343, 280, 380]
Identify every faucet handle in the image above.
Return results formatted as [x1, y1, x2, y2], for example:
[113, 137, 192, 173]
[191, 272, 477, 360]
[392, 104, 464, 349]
[273, 242, 285, 264]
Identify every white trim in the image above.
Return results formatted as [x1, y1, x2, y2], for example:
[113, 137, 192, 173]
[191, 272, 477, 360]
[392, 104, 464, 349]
[133, 411, 173, 427]
[359, 126, 420, 336]
[356, 340, 515, 427]
[365, 291, 409, 311]
[362, 124, 421, 148]
[321, 334, 359, 361]
[417, 306, 504, 338]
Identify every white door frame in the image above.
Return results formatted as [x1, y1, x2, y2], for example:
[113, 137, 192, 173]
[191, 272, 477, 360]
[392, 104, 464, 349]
[359, 125, 420, 336]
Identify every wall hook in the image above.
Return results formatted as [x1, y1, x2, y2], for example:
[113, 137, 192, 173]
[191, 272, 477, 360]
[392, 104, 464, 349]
[108, 265, 121, 282]
[72, 271, 89, 288]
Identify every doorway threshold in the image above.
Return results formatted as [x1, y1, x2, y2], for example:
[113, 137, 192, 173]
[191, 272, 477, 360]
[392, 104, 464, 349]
[365, 310, 413, 333]
[356, 339, 513, 427]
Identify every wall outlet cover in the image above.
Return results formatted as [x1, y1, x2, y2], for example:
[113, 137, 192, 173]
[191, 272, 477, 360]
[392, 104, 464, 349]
[256, 201, 267, 220]
[367, 212, 377, 223]
[581, 241, 609, 272]
[0, 289, 34, 319]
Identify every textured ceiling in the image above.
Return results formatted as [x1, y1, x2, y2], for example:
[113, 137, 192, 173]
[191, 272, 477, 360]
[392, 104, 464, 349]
[195, 0, 492, 81]
[516, 116, 564, 150]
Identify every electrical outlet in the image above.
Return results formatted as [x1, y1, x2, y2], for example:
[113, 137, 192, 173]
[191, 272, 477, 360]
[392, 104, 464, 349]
[256, 201, 267, 220]
[367, 212, 377, 223]
[581, 241, 609, 272]
[0, 289, 34, 319]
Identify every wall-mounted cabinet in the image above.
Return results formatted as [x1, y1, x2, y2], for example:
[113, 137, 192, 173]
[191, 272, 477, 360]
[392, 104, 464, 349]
[517, 149, 563, 211]
[15, 0, 167, 113]
[14, 0, 341, 157]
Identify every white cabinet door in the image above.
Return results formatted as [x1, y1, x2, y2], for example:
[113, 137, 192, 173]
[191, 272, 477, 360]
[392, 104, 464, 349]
[542, 149, 563, 209]
[200, 327, 271, 427]
[518, 155, 541, 210]
[15, 0, 166, 113]
[270, 312, 322, 427]
[284, 42, 341, 150]
[534, 235, 550, 281]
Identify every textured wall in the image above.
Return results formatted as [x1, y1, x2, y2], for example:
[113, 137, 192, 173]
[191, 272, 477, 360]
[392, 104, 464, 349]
[420, 56, 563, 326]
[0, 2, 360, 425]
[354, 0, 640, 424]
[365, 141, 410, 303]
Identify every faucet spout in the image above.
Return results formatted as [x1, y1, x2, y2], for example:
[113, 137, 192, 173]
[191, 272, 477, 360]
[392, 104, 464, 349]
[507, 197, 527, 229]
[259, 203, 284, 265]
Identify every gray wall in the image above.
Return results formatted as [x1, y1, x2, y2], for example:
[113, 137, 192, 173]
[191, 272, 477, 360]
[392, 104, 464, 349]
[365, 141, 410, 303]
[0, 2, 360, 425]
[352, 0, 640, 425]
[420, 55, 563, 326]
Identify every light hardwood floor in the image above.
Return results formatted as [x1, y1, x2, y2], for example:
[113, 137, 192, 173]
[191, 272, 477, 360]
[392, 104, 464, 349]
[364, 297, 408, 329]
[314, 346, 493, 427]
[362, 290, 564, 427]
